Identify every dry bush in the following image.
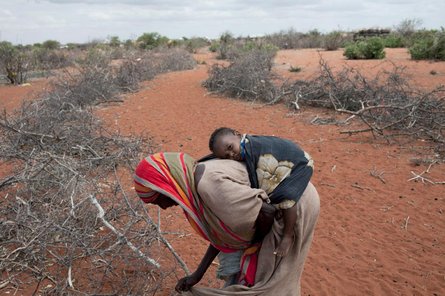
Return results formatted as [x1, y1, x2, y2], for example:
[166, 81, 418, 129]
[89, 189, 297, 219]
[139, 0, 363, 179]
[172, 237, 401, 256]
[32, 48, 72, 72]
[152, 48, 197, 72]
[288, 59, 445, 151]
[205, 47, 444, 158]
[52, 47, 196, 106]
[323, 31, 348, 51]
[114, 58, 153, 92]
[0, 46, 193, 295]
[56, 56, 122, 107]
[115, 48, 196, 93]
[264, 29, 325, 49]
[0, 95, 173, 294]
[203, 49, 290, 103]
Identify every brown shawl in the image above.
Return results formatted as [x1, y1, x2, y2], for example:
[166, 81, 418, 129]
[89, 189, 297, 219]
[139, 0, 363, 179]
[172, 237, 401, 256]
[188, 179, 320, 296]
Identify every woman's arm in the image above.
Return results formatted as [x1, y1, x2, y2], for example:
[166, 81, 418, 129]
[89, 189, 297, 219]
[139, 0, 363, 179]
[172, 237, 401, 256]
[274, 204, 297, 257]
[252, 202, 276, 243]
[175, 244, 220, 292]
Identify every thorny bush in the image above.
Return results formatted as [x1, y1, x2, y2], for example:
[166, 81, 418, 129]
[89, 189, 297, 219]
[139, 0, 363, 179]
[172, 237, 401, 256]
[205, 51, 444, 160]
[0, 46, 194, 295]
[288, 60, 445, 157]
[203, 49, 290, 103]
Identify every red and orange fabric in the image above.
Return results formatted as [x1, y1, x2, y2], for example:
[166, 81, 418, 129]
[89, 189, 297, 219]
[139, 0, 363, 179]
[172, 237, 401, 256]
[134, 152, 256, 252]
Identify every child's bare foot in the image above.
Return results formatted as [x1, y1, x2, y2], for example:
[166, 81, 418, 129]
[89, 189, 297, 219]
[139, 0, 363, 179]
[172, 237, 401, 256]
[274, 235, 293, 257]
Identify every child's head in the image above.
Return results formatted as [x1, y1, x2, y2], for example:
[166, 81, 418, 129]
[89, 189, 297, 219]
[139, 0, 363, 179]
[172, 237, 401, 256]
[209, 127, 242, 161]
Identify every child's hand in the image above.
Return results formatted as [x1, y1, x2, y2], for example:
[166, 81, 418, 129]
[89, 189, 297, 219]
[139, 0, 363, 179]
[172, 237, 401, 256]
[274, 235, 293, 257]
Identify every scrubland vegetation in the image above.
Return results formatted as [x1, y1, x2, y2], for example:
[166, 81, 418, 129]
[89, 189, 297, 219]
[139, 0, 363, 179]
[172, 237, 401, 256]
[0, 19, 444, 294]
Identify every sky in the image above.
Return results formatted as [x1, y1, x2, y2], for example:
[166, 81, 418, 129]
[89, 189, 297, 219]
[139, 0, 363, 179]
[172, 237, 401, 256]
[0, 0, 443, 45]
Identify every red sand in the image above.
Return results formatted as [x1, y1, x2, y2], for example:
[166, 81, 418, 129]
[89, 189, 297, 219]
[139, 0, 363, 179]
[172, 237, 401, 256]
[1, 48, 444, 296]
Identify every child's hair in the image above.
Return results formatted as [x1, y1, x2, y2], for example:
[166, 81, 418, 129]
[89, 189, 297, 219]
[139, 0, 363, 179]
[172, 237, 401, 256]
[208, 127, 240, 152]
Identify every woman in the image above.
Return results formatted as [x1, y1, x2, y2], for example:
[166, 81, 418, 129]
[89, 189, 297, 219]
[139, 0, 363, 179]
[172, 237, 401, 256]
[134, 152, 320, 295]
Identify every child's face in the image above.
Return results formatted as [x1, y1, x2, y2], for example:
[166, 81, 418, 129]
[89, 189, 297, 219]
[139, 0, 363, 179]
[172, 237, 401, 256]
[213, 134, 242, 161]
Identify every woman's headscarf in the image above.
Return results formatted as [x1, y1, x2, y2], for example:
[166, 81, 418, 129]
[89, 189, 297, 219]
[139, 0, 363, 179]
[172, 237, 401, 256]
[134, 152, 253, 252]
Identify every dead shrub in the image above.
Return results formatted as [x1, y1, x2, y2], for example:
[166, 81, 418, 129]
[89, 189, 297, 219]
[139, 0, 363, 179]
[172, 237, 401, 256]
[289, 59, 445, 149]
[203, 49, 290, 103]
[149, 48, 197, 73]
[32, 48, 72, 72]
[114, 48, 196, 93]
[0, 92, 169, 294]
[0, 46, 193, 295]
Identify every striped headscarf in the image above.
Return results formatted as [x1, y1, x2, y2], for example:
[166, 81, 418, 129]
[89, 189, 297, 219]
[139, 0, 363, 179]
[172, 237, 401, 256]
[134, 152, 252, 252]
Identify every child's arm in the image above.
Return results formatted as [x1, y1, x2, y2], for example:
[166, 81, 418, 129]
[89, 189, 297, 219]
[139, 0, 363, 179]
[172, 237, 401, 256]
[274, 204, 297, 257]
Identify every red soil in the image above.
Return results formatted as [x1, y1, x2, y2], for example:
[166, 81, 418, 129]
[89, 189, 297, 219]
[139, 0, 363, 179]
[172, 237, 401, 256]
[1, 48, 444, 296]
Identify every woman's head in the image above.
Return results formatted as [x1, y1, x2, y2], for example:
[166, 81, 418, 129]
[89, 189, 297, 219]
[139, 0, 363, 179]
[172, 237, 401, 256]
[150, 194, 177, 209]
[134, 153, 197, 210]
[209, 127, 242, 161]
[134, 177, 177, 209]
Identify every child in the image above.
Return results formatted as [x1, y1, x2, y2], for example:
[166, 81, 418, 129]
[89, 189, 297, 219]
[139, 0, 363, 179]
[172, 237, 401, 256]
[208, 127, 314, 257]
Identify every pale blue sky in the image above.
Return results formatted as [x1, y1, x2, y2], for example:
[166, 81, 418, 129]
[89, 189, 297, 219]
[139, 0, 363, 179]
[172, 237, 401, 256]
[0, 0, 443, 44]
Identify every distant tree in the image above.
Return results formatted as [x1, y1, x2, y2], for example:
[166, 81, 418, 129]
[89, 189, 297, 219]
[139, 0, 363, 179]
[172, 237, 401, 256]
[79, 39, 105, 50]
[323, 31, 345, 51]
[217, 31, 235, 59]
[220, 31, 234, 44]
[136, 32, 169, 50]
[66, 43, 80, 50]
[394, 18, 423, 37]
[123, 39, 135, 49]
[308, 29, 321, 37]
[181, 36, 209, 53]
[0, 41, 32, 84]
[42, 40, 61, 50]
[108, 36, 121, 47]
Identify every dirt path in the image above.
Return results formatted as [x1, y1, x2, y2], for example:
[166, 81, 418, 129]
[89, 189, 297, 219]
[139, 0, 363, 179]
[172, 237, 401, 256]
[1, 48, 444, 295]
[96, 49, 445, 296]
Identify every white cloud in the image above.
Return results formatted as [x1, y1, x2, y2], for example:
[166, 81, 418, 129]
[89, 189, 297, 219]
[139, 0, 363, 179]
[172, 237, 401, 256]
[0, 0, 443, 44]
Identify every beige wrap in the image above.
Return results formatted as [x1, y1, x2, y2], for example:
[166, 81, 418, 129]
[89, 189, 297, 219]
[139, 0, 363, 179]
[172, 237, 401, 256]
[188, 159, 320, 296]
[197, 159, 269, 242]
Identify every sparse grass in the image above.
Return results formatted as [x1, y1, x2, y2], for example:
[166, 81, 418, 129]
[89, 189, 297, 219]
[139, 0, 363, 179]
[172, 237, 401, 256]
[289, 66, 302, 73]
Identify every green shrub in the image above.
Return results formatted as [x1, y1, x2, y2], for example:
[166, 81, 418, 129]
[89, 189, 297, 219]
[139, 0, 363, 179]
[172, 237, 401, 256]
[181, 37, 209, 53]
[361, 37, 386, 59]
[383, 34, 405, 48]
[0, 41, 33, 84]
[209, 41, 219, 52]
[409, 30, 445, 60]
[42, 40, 61, 50]
[343, 42, 362, 59]
[136, 32, 169, 50]
[409, 39, 433, 59]
[405, 30, 436, 47]
[108, 36, 121, 48]
[343, 37, 385, 59]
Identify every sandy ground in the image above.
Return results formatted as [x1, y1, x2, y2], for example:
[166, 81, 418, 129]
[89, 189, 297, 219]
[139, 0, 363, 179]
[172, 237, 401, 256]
[1, 48, 444, 296]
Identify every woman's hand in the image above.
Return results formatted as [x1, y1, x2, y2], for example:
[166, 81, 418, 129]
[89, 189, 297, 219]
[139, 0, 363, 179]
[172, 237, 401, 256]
[175, 273, 201, 292]
[175, 244, 219, 292]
